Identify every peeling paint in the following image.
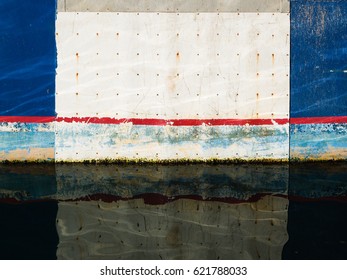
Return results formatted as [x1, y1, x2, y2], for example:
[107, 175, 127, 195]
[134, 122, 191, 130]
[55, 122, 289, 162]
[0, 148, 55, 162]
[290, 124, 347, 161]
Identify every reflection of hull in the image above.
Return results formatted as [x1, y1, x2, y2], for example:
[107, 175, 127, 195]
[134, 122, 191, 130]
[56, 195, 288, 260]
[55, 163, 288, 201]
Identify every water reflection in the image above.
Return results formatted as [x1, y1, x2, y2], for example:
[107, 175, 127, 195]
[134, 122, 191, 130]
[0, 163, 346, 259]
[57, 195, 288, 260]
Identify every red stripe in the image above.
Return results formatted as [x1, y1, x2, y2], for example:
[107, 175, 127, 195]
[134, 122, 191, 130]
[1, 116, 346, 125]
[291, 116, 347, 124]
[0, 116, 56, 123]
[55, 117, 289, 126]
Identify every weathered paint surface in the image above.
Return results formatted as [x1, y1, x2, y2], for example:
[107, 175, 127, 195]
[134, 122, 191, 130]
[290, 123, 347, 161]
[0, 0, 56, 161]
[55, 122, 289, 161]
[0, 123, 55, 161]
[290, 0, 347, 160]
[58, 0, 290, 13]
[56, 12, 289, 120]
[1, 0, 346, 162]
[0, 0, 56, 116]
[55, 11, 289, 161]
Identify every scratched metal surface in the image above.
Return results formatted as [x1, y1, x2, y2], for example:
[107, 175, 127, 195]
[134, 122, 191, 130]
[55, 12, 289, 161]
[57, 0, 290, 13]
[0, 0, 56, 116]
[0, 123, 55, 161]
[291, 0, 347, 118]
[56, 12, 289, 120]
[290, 0, 347, 160]
[55, 122, 289, 161]
[290, 123, 347, 161]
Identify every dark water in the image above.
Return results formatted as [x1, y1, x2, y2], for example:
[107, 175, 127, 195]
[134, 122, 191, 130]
[0, 163, 346, 260]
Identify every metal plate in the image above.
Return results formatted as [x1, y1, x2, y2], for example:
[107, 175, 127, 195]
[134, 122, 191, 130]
[58, 0, 290, 13]
[56, 12, 290, 120]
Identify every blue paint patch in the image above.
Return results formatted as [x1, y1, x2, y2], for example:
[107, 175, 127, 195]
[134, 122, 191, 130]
[0, 123, 54, 160]
[290, 124, 347, 160]
[291, 0, 347, 117]
[0, 0, 56, 116]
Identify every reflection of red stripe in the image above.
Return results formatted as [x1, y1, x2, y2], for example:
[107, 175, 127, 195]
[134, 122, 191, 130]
[0, 116, 55, 123]
[291, 116, 347, 124]
[55, 117, 289, 126]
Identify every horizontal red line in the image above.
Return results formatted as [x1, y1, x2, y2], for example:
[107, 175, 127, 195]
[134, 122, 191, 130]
[291, 116, 347, 124]
[55, 117, 289, 126]
[0, 116, 56, 123]
[2, 116, 347, 125]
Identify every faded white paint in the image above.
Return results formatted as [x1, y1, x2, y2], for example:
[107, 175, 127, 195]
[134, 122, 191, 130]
[56, 12, 290, 120]
[58, 0, 290, 13]
[55, 11, 290, 161]
[54, 122, 289, 161]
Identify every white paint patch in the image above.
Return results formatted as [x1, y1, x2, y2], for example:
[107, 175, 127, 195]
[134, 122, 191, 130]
[56, 12, 290, 120]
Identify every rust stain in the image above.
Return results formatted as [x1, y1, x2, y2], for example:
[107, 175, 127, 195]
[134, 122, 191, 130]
[76, 72, 79, 82]
[272, 53, 275, 65]
[176, 52, 180, 62]
[167, 73, 177, 94]
[256, 53, 260, 64]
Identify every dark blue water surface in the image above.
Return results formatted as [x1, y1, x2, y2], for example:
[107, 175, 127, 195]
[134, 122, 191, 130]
[0, 163, 346, 260]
